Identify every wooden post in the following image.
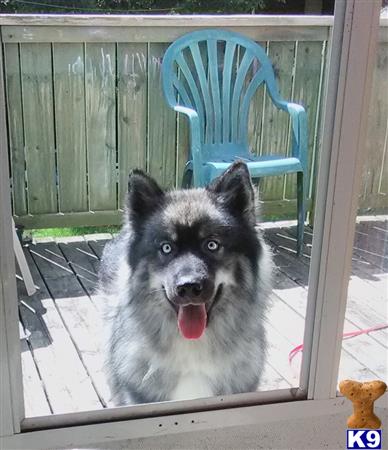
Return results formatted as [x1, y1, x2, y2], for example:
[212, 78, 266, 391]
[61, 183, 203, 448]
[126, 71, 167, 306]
[0, 27, 24, 436]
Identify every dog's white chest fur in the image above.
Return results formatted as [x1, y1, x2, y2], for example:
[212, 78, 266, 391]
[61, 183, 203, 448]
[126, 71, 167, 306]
[170, 374, 213, 401]
[163, 337, 221, 401]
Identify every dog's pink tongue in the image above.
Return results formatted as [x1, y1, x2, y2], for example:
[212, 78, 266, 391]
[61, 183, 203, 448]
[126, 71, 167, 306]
[178, 304, 207, 339]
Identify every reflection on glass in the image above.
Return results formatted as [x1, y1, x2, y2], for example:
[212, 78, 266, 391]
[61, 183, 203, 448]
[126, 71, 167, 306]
[337, 21, 388, 387]
[13, 21, 329, 415]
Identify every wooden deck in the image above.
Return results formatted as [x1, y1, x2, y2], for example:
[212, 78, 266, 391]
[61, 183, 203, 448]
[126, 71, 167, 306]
[17, 219, 388, 417]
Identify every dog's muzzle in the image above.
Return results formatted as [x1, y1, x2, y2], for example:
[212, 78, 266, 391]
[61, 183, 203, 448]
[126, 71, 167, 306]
[163, 255, 217, 340]
[165, 277, 214, 340]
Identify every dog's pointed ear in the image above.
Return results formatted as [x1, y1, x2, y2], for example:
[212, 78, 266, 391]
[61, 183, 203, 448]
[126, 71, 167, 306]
[126, 169, 164, 223]
[207, 161, 255, 223]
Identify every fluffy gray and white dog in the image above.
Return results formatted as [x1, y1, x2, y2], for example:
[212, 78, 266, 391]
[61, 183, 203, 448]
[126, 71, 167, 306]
[98, 161, 272, 405]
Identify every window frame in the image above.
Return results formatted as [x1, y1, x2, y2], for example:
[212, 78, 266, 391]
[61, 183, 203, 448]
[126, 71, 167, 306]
[0, 1, 382, 447]
[305, 0, 382, 400]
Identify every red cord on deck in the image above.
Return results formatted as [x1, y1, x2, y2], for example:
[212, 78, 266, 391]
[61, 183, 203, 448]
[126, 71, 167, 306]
[288, 323, 388, 364]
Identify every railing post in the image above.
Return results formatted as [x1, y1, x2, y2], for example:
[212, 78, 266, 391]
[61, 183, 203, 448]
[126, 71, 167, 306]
[0, 26, 24, 436]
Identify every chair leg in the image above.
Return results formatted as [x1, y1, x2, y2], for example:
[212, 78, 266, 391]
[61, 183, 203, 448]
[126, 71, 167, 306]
[182, 167, 193, 188]
[13, 221, 36, 296]
[297, 172, 305, 256]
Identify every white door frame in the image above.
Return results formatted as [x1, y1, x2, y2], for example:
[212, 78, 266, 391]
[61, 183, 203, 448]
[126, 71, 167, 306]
[0, 1, 382, 448]
[305, 0, 381, 400]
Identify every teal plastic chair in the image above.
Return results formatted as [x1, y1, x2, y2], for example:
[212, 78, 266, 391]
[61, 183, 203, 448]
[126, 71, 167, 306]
[162, 29, 307, 255]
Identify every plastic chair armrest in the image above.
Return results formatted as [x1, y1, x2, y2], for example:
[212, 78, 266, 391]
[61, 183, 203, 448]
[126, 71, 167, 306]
[173, 106, 200, 148]
[276, 101, 307, 168]
[173, 106, 204, 186]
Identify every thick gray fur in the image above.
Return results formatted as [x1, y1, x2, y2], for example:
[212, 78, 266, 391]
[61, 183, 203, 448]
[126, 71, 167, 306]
[97, 162, 273, 405]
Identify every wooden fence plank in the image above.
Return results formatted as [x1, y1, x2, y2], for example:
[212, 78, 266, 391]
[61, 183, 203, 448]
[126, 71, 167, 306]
[247, 41, 267, 205]
[20, 43, 57, 214]
[176, 107, 189, 188]
[53, 43, 87, 213]
[117, 43, 148, 207]
[248, 41, 267, 158]
[176, 65, 189, 188]
[148, 43, 176, 188]
[2, 25, 331, 44]
[4, 43, 27, 216]
[85, 43, 116, 211]
[5, 35, 387, 227]
[0, 16, 335, 28]
[285, 41, 324, 200]
[260, 41, 295, 202]
[360, 42, 388, 209]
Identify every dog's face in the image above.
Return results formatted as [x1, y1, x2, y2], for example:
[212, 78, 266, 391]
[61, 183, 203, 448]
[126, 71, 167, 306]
[126, 162, 261, 340]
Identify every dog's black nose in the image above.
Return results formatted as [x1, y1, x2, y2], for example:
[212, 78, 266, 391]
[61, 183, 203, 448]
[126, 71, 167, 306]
[177, 282, 203, 299]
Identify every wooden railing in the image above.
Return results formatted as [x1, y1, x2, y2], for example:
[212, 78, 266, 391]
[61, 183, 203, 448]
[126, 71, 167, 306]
[1, 15, 386, 228]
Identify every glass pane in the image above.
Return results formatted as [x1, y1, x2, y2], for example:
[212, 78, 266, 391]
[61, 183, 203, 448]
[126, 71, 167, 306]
[11, 7, 335, 417]
[337, 19, 388, 387]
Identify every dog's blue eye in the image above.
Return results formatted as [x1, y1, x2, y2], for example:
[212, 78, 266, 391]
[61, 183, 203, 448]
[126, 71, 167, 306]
[207, 240, 219, 251]
[161, 243, 172, 254]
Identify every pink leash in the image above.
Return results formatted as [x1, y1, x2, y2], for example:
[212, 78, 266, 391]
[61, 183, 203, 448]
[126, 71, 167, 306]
[288, 323, 388, 364]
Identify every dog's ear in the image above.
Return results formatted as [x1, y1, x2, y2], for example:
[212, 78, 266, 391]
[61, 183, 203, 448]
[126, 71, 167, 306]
[126, 169, 164, 223]
[207, 161, 255, 223]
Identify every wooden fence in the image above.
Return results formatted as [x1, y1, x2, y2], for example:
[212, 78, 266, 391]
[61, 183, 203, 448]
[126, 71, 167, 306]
[1, 15, 387, 228]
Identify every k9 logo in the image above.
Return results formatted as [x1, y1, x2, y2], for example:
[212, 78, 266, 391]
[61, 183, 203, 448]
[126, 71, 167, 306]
[347, 430, 382, 449]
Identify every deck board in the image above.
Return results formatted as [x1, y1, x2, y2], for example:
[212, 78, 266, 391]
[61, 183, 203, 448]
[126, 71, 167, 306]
[19, 248, 102, 414]
[20, 330, 52, 417]
[56, 238, 113, 405]
[85, 234, 112, 259]
[57, 238, 100, 303]
[29, 241, 112, 409]
[18, 220, 387, 417]
[28, 242, 105, 410]
[266, 225, 387, 381]
[353, 220, 388, 269]
[286, 224, 388, 339]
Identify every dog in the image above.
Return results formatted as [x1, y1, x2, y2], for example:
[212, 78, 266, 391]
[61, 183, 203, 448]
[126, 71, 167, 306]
[98, 161, 272, 405]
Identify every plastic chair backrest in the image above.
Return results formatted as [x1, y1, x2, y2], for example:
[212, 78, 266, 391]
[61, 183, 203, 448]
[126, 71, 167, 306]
[162, 29, 283, 147]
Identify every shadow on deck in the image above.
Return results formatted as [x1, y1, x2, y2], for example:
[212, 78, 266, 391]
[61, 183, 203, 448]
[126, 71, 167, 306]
[17, 219, 388, 417]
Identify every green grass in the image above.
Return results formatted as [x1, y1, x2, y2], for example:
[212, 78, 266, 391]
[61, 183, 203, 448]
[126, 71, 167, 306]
[25, 226, 121, 239]
[25, 214, 294, 239]
[22, 211, 296, 240]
